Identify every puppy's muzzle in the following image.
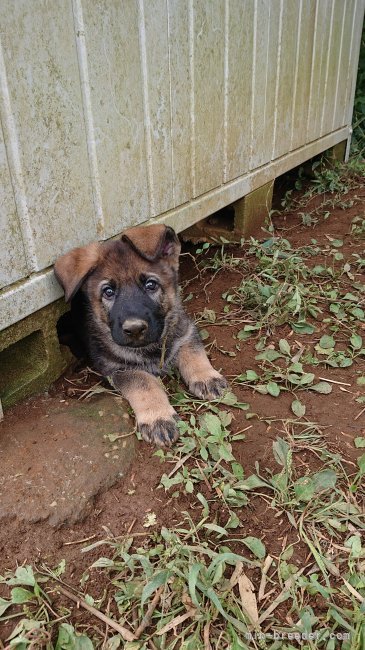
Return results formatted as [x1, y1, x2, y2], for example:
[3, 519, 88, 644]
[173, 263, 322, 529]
[122, 318, 148, 343]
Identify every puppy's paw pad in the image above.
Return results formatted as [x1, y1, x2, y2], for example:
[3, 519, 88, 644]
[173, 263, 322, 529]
[139, 415, 180, 447]
[190, 376, 228, 400]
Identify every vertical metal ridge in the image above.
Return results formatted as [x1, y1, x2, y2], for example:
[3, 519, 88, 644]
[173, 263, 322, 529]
[137, 0, 155, 217]
[272, 0, 284, 160]
[249, 0, 258, 169]
[342, 0, 358, 128]
[188, 0, 196, 197]
[319, 0, 335, 136]
[306, 0, 319, 142]
[223, 0, 229, 183]
[290, 0, 303, 151]
[331, 1, 346, 132]
[0, 36, 37, 273]
[344, 0, 364, 128]
[72, 0, 105, 238]
[166, 0, 175, 206]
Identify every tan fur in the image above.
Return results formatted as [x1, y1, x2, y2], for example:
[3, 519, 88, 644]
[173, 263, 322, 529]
[55, 225, 227, 447]
[176, 343, 224, 400]
[122, 224, 181, 269]
[54, 243, 101, 302]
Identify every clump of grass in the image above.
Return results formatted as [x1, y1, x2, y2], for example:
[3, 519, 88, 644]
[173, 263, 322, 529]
[1, 409, 363, 648]
[197, 235, 365, 346]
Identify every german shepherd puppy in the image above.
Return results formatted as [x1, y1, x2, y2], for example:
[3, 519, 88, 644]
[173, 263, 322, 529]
[54, 224, 227, 446]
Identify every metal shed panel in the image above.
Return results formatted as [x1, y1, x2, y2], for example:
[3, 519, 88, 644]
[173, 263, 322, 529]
[250, 0, 281, 169]
[291, 0, 316, 152]
[272, 1, 301, 160]
[168, 0, 192, 208]
[224, 0, 254, 182]
[79, 0, 150, 238]
[192, 0, 225, 197]
[0, 0, 97, 271]
[0, 0, 364, 332]
[0, 125, 28, 289]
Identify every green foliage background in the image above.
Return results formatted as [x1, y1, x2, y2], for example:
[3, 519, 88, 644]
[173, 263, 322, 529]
[352, 20, 365, 153]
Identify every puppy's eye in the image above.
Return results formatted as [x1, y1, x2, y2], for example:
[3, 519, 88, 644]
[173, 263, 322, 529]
[102, 285, 115, 300]
[145, 278, 159, 292]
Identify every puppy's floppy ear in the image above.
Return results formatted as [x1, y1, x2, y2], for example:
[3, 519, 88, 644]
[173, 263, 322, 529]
[54, 242, 101, 302]
[121, 224, 181, 268]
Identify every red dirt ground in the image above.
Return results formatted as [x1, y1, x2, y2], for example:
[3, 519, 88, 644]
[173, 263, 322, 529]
[0, 184, 364, 641]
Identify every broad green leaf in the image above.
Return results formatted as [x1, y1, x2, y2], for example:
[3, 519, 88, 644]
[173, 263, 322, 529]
[246, 369, 259, 381]
[354, 437, 365, 448]
[344, 535, 362, 558]
[197, 492, 209, 517]
[351, 307, 364, 320]
[160, 473, 183, 491]
[309, 382, 333, 394]
[141, 570, 171, 608]
[231, 462, 244, 479]
[281, 546, 294, 561]
[200, 446, 208, 461]
[226, 511, 240, 529]
[350, 333, 363, 350]
[55, 623, 94, 650]
[105, 637, 122, 650]
[199, 329, 209, 340]
[319, 334, 335, 349]
[313, 469, 337, 491]
[291, 399, 306, 417]
[241, 536, 266, 559]
[218, 444, 235, 462]
[357, 453, 365, 474]
[185, 479, 194, 494]
[188, 563, 204, 607]
[272, 438, 289, 466]
[255, 349, 283, 362]
[291, 321, 316, 335]
[267, 381, 280, 397]
[220, 392, 249, 409]
[255, 384, 268, 394]
[11, 587, 35, 604]
[0, 597, 11, 616]
[204, 523, 228, 537]
[90, 556, 116, 569]
[294, 476, 315, 502]
[6, 566, 36, 587]
[279, 339, 291, 355]
[200, 413, 222, 436]
[298, 372, 315, 385]
[289, 362, 303, 373]
[236, 475, 269, 490]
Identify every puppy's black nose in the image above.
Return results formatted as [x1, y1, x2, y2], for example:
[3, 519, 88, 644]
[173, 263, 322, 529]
[122, 319, 148, 338]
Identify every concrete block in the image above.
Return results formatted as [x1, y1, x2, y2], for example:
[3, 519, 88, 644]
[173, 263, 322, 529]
[0, 299, 72, 409]
[329, 139, 347, 163]
[232, 180, 274, 238]
[182, 180, 274, 243]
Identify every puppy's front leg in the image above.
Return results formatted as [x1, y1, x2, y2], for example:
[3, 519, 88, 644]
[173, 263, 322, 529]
[110, 370, 179, 447]
[175, 336, 228, 400]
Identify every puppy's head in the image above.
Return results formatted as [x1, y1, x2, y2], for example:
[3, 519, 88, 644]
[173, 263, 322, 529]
[54, 224, 181, 348]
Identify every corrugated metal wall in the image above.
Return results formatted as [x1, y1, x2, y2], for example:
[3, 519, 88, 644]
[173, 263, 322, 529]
[0, 0, 364, 331]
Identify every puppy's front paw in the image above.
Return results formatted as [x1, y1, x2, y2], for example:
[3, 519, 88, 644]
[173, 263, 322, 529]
[190, 375, 228, 401]
[139, 415, 180, 447]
